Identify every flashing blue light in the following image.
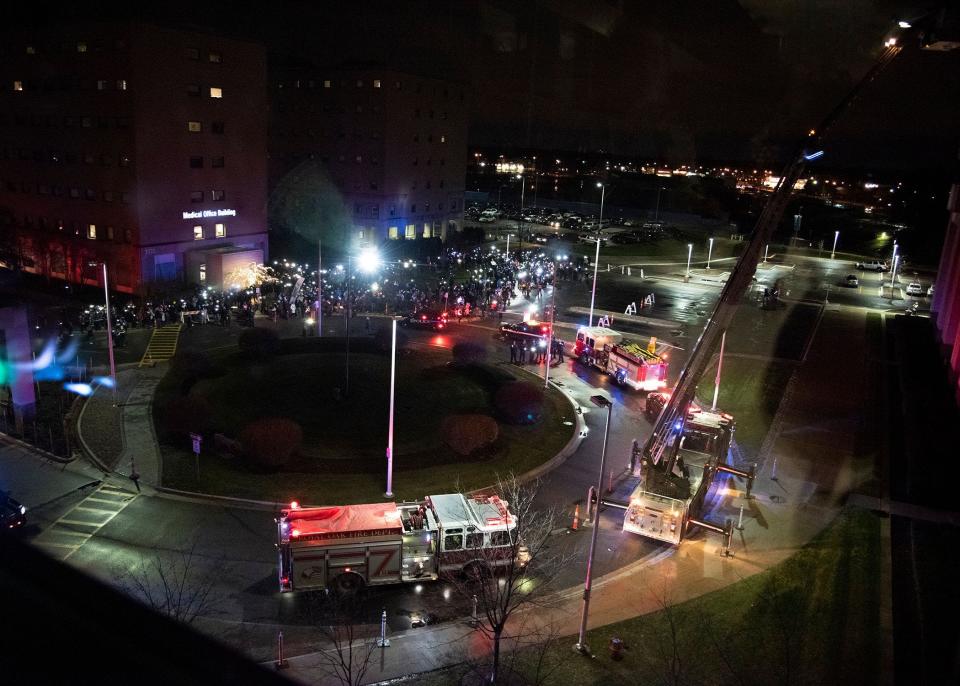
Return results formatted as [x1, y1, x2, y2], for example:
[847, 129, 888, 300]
[674, 420, 683, 431]
[803, 150, 825, 161]
[64, 383, 94, 397]
[92, 376, 115, 388]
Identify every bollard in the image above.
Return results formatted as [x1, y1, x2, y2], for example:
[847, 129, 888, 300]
[471, 594, 479, 625]
[585, 486, 596, 525]
[607, 470, 614, 494]
[377, 608, 391, 647]
[275, 630, 289, 670]
[736, 503, 745, 531]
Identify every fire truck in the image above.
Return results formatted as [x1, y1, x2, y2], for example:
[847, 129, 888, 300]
[619, 405, 754, 545]
[276, 493, 526, 593]
[573, 326, 669, 392]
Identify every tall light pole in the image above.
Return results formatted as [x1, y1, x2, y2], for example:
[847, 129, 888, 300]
[888, 241, 899, 289]
[706, 237, 714, 270]
[385, 316, 398, 498]
[575, 394, 613, 655]
[588, 182, 605, 327]
[544, 260, 558, 389]
[517, 173, 526, 259]
[712, 330, 726, 411]
[101, 263, 117, 404]
[654, 186, 664, 222]
[830, 230, 839, 260]
[686, 243, 693, 279]
[316, 240, 323, 337]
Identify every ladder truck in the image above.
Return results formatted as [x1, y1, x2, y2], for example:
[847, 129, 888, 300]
[574, 326, 670, 392]
[612, 35, 907, 546]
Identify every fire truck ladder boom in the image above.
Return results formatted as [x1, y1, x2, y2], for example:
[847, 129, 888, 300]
[642, 41, 903, 468]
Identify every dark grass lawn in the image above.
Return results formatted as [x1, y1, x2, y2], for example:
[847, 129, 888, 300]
[418, 508, 883, 686]
[157, 346, 575, 503]
[695, 355, 796, 460]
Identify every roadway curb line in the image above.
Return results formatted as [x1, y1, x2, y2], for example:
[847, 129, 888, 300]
[74, 390, 112, 474]
[0, 429, 74, 464]
[154, 486, 282, 510]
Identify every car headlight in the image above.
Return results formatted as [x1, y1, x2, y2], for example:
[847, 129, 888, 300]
[19, 505, 26, 515]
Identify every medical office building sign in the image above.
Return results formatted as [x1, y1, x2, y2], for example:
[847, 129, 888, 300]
[182, 209, 238, 220]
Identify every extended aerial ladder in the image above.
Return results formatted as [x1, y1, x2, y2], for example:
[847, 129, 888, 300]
[611, 35, 910, 546]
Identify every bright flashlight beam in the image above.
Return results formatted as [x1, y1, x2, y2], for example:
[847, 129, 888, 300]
[356, 248, 381, 274]
[92, 376, 115, 388]
[64, 383, 94, 397]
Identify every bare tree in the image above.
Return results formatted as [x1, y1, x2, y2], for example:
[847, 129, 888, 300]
[310, 596, 379, 686]
[114, 541, 223, 625]
[448, 474, 574, 685]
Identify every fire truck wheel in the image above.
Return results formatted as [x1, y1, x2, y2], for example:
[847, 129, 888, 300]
[332, 572, 365, 595]
[463, 561, 491, 580]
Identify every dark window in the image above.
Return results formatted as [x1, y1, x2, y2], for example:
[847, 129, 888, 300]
[85, 188, 95, 200]
[465, 532, 484, 549]
[83, 153, 95, 165]
[119, 154, 131, 167]
[101, 154, 111, 166]
[211, 189, 225, 201]
[103, 191, 113, 202]
[411, 204, 417, 213]
[443, 529, 463, 551]
[120, 192, 130, 204]
[211, 156, 224, 168]
[489, 531, 510, 547]
[186, 84, 200, 97]
[189, 156, 203, 168]
[190, 191, 203, 203]
[211, 121, 225, 134]
[185, 47, 200, 60]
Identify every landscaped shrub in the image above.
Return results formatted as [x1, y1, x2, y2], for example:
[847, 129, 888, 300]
[441, 414, 499, 456]
[494, 382, 545, 425]
[240, 417, 303, 469]
[160, 394, 212, 443]
[237, 327, 281, 359]
[170, 351, 220, 394]
[451, 341, 487, 366]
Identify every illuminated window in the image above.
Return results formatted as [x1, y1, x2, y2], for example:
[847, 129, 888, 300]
[208, 51, 222, 63]
[441, 135, 446, 143]
[97, 80, 108, 90]
[211, 189, 225, 201]
[87, 224, 96, 239]
[77, 42, 87, 53]
[193, 225, 204, 240]
[13, 81, 23, 92]
[405, 224, 416, 240]
[116, 79, 127, 91]
[26, 46, 36, 55]
[209, 87, 222, 98]
[358, 229, 365, 239]
[215, 223, 225, 237]
[423, 223, 432, 238]
[187, 121, 202, 133]
[199, 264, 206, 281]
[323, 79, 331, 88]
[373, 79, 381, 88]
[388, 226, 399, 240]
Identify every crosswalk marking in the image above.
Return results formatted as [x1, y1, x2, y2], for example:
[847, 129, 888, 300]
[139, 324, 183, 367]
[32, 483, 138, 561]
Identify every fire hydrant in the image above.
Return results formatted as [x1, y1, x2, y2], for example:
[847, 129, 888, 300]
[609, 637, 625, 661]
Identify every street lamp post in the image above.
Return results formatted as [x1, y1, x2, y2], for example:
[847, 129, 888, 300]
[686, 243, 693, 279]
[706, 237, 714, 270]
[588, 182, 605, 327]
[830, 230, 839, 260]
[101, 263, 117, 404]
[385, 317, 398, 498]
[517, 173, 526, 259]
[654, 186, 664, 222]
[316, 240, 323, 337]
[544, 260, 558, 389]
[575, 394, 613, 655]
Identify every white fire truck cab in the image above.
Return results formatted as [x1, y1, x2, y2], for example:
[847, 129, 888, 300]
[276, 493, 523, 593]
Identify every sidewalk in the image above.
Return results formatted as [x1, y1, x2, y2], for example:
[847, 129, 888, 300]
[279, 306, 870, 684]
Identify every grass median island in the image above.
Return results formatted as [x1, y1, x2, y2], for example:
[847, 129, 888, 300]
[418, 508, 883, 686]
[155, 337, 575, 504]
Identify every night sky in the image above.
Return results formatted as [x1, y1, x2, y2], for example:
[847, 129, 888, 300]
[11, 0, 960, 171]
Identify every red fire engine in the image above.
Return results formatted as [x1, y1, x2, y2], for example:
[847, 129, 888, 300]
[276, 493, 526, 593]
[574, 326, 669, 392]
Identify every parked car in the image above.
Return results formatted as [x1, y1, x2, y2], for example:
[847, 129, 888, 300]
[400, 310, 449, 331]
[499, 320, 550, 341]
[905, 282, 924, 297]
[2, 491, 27, 530]
[844, 274, 859, 287]
[611, 231, 641, 244]
[856, 259, 888, 271]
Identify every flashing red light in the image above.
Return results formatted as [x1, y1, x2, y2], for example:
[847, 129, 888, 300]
[290, 500, 300, 510]
[291, 529, 301, 537]
[345, 567, 351, 573]
[421, 315, 427, 320]
[438, 323, 445, 329]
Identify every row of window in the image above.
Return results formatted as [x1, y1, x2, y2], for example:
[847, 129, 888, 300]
[184, 47, 222, 63]
[186, 85, 223, 98]
[187, 120, 227, 134]
[1, 149, 132, 167]
[276, 78, 463, 101]
[354, 199, 459, 217]
[7, 215, 134, 244]
[189, 156, 225, 169]
[387, 223, 439, 240]
[3, 113, 131, 130]
[13, 79, 128, 92]
[2, 180, 131, 203]
[18, 39, 128, 55]
[190, 190, 226, 203]
[192, 223, 227, 240]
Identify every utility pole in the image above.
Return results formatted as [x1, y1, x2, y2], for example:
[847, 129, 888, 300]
[102, 263, 117, 405]
[385, 317, 398, 498]
[544, 262, 558, 388]
[712, 330, 726, 411]
[317, 240, 323, 337]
